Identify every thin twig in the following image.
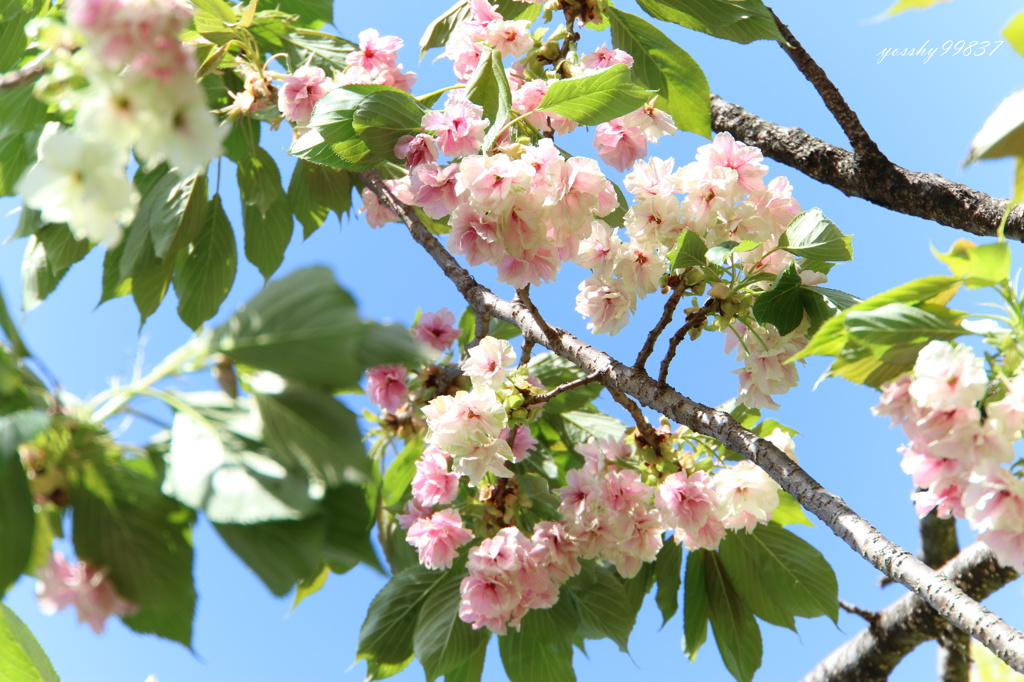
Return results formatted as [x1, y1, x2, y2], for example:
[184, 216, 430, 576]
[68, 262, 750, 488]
[839, 600, 879, 627]
[772, 12, 886, 163]
[635, 282, 687, 371]
[658, 297, 721, 384]
[524, 371, 601, 406]
[0, 62, 46, 91]
[606, 384, 660, 449]
[519, 339, 535, 367]
[474, 308, 490, 342]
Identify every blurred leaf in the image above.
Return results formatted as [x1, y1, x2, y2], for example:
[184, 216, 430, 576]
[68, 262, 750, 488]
[255, 386, 371, 485]
[844, 302, 964, 345]
[498, 597, 577, 682]
[320, 483, 380, 571]
[635, 0, 785, 44]
[215, 518, 324, 596]
[1005, 11, 1024, 58]
[237, 147, 293, 280]
[0, 132, 35, 198]
[968, 89, 1024, 164]
[212, 267, 418, 390]
[174, 193, 237, 330]
[773, 491, 813, 527]
[274, 0, 331, 28]
[292, 563, 329, 609]
[0, 84, 45, 139]
[72, 459, 196, 646]
[0, 12, 29, 71]
[0, 603, 60, 682]
[537, 64, 653, 126]
[288, 161, 353, 238]
[934, 240, 1011, 288]
[884, 0, 951, 16]
[21, 225, 93, 313]
[382, 434, 424, 507]
[121, 166, 207, 278]
[163, 393, 319, 524]
[0, 410, 48, 595]
[608, 9, 710, 137]
[413, 570, 489, 682]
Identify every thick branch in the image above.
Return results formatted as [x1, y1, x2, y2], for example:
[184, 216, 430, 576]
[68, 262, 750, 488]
[919, 513, 969, 682]
[362, 171, 1024, 672]
[803, 543, 1018, 682]
[772, 14, 885, 163]
[710, 95, 1024, 243]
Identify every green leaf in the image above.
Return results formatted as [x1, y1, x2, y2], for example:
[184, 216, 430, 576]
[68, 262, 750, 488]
[934, 240, 1011, 288]
[0, 84, 45, 140]
[237, 147, 293, 279]
[682, 549, 708, 660]
[719, 524, 839, 629]
[466, 48, 513, 149]
[0, 132, 35, 198]
[804, 286, 860, 312]
[0, 278, 28, 358]
[72, 460, 196, 646]
[212, 267, 418, 390]
[190, 0, 234, 22]
[419, 1, 471, 57]
[413, 570, 489, 682]
[553, 410, 626, 446]
[703, 550, 762, 682]
[320, 483, 380, 571]
[567, 563, 635, 652]
[20, 229, 81, 313]
[0, 411, 48, 595]
[635, 0, 785, 44]
[968, 89, 1024, 164]
[215, 518, 324, 596]
[174, 194, 237, 330]
[255, 386, 371, 485]
[130, 247, 176, 327]
[608, 9, 710, 137]
[884, 0, 951, 16]
[358, 564, 447, 666]
[273, 0, 331, 28]
[493, 0, 541, 21]
[99, 239, 132, 304]
[499, 597, 577, 682]
[670, 229, 708, 269]
[288, 161, 353, 238]
[537, 63, 653, 126]
[706, 239, 758, 265]
[0, 13, 29, 72]
[844, 302, 964, 345]
[292, 563, 330, 609]
[121, 166, 207, 278]
[352, 89, 426, 163]
[773, 491, 813, 527]
[779, 209, 853, 261]
[654, 540, 682, 626]
[0, 603, 60, 682]
[526, 353, 602, 415]
[382, 434, 424, 507]
[752, 265, 804, 335]
[279, 29, 355, 73]
[1005, 11, 1024, 58]
[163, 394, 319, 524]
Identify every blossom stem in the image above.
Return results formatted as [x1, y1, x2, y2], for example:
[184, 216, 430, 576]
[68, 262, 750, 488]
[634, 281, 687, 371]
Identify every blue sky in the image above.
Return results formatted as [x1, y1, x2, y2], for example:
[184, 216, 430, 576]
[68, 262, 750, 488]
[2, 1, 1024, 681]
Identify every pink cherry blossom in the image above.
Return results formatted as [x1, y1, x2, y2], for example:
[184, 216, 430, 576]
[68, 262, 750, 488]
[346, 28, 404, 72]
[365, 364, 408, 413]
[413, 308, 461, 351]
[575, 277, 636, 336]
[713, 461, 780, 532]
[395, 133, 439, 169]
[407, 509, 474, 570]
[462, 337, 516, 388]
[422, 94, 488, 158]
[593, 118, 648, 172]
[695, 132, 768, 193]
[396, 499, 432, 529]
[359, 187, 398, 228]
[581, 45, 634, 71]
[36, 553, 137, 634]
[909, 341, 987, 412]
[278, 66, 334, 124]
[410, 162, 460, 219]
[412, 446, 460, 507]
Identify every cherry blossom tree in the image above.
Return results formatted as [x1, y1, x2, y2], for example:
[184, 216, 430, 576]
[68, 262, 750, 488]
[1, 0, 1024, 681]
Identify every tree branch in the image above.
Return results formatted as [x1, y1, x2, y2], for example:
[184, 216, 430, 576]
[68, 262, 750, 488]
[918, 512, 969, 682]
[362, 171, 1024, 672]
[658, 297, 721, 384]
[803, 543, 1019, 682]
[0, 62, 46, 91]
[634, 282, 686, 371]
[771, 13, 886, 164]
[710, 95, 1024, 243]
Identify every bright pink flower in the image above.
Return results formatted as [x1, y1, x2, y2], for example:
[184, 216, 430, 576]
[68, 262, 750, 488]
[406, 508, 474, 570]
[575, 220, 622, 278]
[502, 425, 537, 463]
[459, 575, 519, 634]
[978, 528, 1024, 572]
[395, 133, 439, 169]
[496, 250, 560, 288]
[412, 446, 459, 507]
[448, 205, 503, 266]
[278, 66, 334, 123]
[36, 553, 137, 633]
[909, 341, 987, 412]
[696, 132, 768, 193]
[874, 374, 917, 426]
[396, 499, 432, 529]
[657, 471, 721, 534]
[529, 521, 580, 583]
[484, 19, 533, 58]
[413, 308, 460, 351]
[575, 276, 636, 336]
[410, 162, 460, 219]
[455, 153, 531, 210]
[365, 364, 408, 413]
[593, 118, 648, 172]
[359, 188, 398, 228]
[581, 44, 634, 71]
[422, 94, 488, 158]
[346, 28, 403, 72]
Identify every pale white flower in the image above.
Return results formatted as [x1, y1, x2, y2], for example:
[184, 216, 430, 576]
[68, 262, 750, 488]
[17, 122, 137, 246]
[713, 461, 780, 532]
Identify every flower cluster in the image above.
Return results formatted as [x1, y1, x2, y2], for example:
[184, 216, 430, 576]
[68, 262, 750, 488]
[36, 552, 137, 633]
[17, 0, 223, 245]
[875, 340, 1024, 570]
[724, 321, 809, 410]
